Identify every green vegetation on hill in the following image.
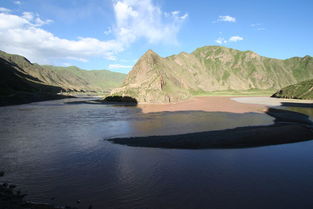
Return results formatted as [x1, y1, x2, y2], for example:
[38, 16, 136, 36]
[0, 50, 126, 93]
[43, 65, 126, 92]
[0, 50, 126, 105]
[272, 79, 313, 99]
[0, 54, 67, 106]
[112, 46, 313, 103]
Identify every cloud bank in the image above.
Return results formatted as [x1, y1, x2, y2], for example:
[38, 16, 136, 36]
[0, 0, 188, 65]
[113, 0, 188, 45]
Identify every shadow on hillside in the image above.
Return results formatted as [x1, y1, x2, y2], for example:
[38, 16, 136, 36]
[0, 57, 71, 106]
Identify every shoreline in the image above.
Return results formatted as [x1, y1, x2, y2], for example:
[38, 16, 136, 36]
[108, 96, 313, 149]
[138, 96, 268, 114]
[109, 122, 313, 149]
[232, 96, 313, 107]
[137, 96, 313, 114]
[0, 174, 67, 209]
[0, 93, 74, 107]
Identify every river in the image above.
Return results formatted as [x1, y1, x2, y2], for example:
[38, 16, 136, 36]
[0, 98, 312, 209]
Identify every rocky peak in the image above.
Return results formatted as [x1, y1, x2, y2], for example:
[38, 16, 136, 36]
[145, 49, 158, 55]
[139, 49, 161, 63]
[132, 49, 161, 71]
[124, 49, 162, 84]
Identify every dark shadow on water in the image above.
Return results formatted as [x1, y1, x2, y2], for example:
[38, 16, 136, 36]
[53, 97, 313, 149]
[266, 108, 313, 125]
[281, 102, 313, 108]
[107, 108, 313, 149]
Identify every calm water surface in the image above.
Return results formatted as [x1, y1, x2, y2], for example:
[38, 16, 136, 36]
[0, 98, 312, 209]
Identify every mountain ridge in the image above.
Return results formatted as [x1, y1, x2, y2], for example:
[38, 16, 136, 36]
[0, 50, 126, 105]
[111, 45, 313, 103]
[0, 50, 126, 93]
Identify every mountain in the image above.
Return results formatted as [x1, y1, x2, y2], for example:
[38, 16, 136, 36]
[40, 65, 126, 93]
[0, 51, 126, 93]
[111, 46, 313, 103]
[0, 50, 126, 105]
[272, 79, 313, 99]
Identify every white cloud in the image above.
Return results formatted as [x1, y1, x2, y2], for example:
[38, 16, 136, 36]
[0, 12, 52, 30]
[62, 62, 72, 67]
[22, 12, 33, 21]
[250, 23, 266, 31]
[215, 36, 244, 44]
[104, 27, 112, 35]
[0, 12, 29, 29]
[229, 36, 244, 42]
[21, 12, 53, 26]
[215, 37, 227, 44]
[67, 57, 88, 62]
[0, 0, 187, 65]
[0, 7, 11, 13]
[216, 15, 236, 23]
[180, 13, 189, 20]
[113, 0, 188, 45]
[250, 23, 260, 27]
[171, 11, 180, 16]
[14, 1, 22, 5]
[108, 64, 133, 69]
[0, 10, 123, 64]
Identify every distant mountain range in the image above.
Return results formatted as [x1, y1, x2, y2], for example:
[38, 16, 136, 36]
[1, 46, 312, 106]
[272, 79, 313, 99]
[111, 46, 313, 103]
[0, 50, 126, 105]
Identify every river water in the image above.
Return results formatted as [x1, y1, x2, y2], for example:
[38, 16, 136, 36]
[0, 98, 312, 209]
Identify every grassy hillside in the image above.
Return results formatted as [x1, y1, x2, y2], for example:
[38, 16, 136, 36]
[272, 79, 313, 99]
[0, 56, 67, 106]
[43, 65, 126, 92]
[0, 50, 126, 105]
[0, 50, 126, 93]
[112, 46, 313, 103]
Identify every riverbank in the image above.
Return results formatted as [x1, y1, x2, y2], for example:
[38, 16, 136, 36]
[0, 92, 74, 107]
[232, 96, 313, 107]
[109, 96, 313, 149]
[0, 172, 70, 209]
[138, 96, 267, 113]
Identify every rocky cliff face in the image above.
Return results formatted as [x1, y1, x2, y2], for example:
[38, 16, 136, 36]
[111, 46, 313, 103]
[112, 50, 189, 103]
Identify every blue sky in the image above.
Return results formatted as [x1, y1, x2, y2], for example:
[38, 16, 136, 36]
[0, 0, 312, 73]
